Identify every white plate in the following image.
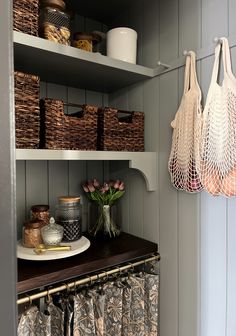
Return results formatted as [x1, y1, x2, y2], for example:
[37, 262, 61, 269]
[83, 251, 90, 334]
[17, 236, 90, 261]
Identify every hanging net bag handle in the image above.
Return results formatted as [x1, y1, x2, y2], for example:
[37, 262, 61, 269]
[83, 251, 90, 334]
[197, 37, 236, 197]
[168, 51, 203, 193]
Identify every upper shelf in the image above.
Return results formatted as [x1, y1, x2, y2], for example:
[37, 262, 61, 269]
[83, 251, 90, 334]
[16, 149, 157, 191]
[13, 32, 155, 93]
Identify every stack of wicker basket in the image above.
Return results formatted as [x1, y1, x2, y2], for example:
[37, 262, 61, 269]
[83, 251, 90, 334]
[13, 0, 39, 36]
[15, 72, 40, 149]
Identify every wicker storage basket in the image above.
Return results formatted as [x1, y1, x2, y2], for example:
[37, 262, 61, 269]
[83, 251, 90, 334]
[98, 107, 144, 151]
[13, 0, 39, 36]
[40, 99, 98, 150]
[15, 71, 40, 149]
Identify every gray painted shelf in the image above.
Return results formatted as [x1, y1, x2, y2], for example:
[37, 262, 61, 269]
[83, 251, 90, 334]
[15, 149, 157, 191]
[14, 32, 154, 93]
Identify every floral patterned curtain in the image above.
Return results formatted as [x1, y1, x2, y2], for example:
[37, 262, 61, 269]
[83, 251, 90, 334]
[18, 262, 159, 336]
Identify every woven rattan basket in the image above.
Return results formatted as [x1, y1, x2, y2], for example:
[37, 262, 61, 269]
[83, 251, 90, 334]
[13, 0, 39, 36]
[40, 99, 98, 150]
[98, 107, 144, 151]
[15, 71, 40, 149]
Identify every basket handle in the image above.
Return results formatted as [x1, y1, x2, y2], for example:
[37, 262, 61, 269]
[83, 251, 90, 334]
[64, 102, 86, 118]
[64, 102, 85, 108]
[117, 109, 133, 115]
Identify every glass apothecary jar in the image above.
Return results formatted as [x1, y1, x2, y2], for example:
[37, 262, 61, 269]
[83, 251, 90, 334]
[41, 217, 63, 245]
[22, 219, 45, 248]
[40, 0, 71, 45]
[73, 32, 101, 52]
[31, 204, 50, 225]
[55, 196, 82, 242]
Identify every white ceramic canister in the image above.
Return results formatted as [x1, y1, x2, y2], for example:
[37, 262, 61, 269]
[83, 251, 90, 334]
[106, 27, 138, 64]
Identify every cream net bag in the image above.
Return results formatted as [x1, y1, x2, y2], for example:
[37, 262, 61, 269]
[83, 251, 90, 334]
[197, 37, 236, 197]
[168, 51, 203, 193]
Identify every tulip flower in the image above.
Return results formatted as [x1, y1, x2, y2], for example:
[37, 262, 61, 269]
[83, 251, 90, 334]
[82, 178, 125, 206]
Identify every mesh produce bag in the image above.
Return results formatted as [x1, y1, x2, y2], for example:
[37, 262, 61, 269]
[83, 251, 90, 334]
[196, 37, 236, 197]
[168, 51, 203, 193]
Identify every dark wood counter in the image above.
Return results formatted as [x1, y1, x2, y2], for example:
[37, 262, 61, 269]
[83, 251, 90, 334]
[17, 233, 158, 293]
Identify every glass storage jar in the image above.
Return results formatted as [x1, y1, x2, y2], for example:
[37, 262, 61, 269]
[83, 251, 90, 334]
[73, 32, 101, 52]
[40, 0, 71, 45]
[31, 204, 50, 225]
[41, 217, 63, 245]
[55, 196, 82, 242]
[22, 219, 45, 248]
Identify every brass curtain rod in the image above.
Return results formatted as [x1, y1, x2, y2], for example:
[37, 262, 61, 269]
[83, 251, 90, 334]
[17, 254, 160, 305]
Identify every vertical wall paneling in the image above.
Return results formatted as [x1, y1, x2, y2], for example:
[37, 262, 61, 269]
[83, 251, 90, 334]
[142, 0, 160, 68]
[200, 194, 227, 336]
[200, 50, 227, 336]
[71, 15, 84, 36]
[178, 193, 200, 336]
[47, 83, 67, 101]
[25, 161, 48, 216]
[159, 70, 179, 336]
[127, 81, 144, 237]
[178, 0, 201, 54]
[229, 0, 236, 38]
[16, 161, 26, 238]
[142, 77, 159, 242]
[159, 0, 179, 62]
[108, 160, 130, 234]
[48, 161, 69, 217]
[225, 46, 236, 336]
[40, 81, 47, 98]
[69, 161, 87, 231]
[140, 0, 160, 242]
[226, 198, 236, 336]
[201, 0, 228, 48]
[109, 88, 129, 111]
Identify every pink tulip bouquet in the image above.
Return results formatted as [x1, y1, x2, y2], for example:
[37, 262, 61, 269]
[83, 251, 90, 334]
[82, 179, 125, 206]
[82, 179, 125, 238]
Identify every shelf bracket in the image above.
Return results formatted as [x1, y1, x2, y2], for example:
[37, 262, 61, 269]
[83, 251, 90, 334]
[129, 153, 157, 191]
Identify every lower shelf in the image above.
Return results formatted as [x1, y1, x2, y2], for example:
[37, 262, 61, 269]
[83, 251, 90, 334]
[15, 149, 157, 191]
[17, 232, 158, 293]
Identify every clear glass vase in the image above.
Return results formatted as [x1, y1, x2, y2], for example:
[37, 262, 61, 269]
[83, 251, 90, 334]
[89, 204, 120, 239]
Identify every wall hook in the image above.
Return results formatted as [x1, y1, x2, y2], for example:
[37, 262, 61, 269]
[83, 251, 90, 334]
[213, 37, 223, 44]
[157, 60, 170, 69]
[183, 50, 191, 56]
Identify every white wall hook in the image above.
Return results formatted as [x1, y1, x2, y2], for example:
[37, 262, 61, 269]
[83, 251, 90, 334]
[183, 50, 191, 56]
[213, 37, 223, 44]
[157, 60, 170, 69]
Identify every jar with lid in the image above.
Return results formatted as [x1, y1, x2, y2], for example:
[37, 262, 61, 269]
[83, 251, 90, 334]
[55, 196, 82, 241]
[31, 204, 50, 225]
[73, 32, 101, 52]
[40, 0, 71, 45]
[22, 219, 45, 248]
[41, 217, 63, 245]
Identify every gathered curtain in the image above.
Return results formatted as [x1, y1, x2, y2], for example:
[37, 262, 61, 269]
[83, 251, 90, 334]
[18, 263, 159, 336]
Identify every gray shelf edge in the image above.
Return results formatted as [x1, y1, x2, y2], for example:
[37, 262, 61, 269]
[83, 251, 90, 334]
[13, 32, 155, 77]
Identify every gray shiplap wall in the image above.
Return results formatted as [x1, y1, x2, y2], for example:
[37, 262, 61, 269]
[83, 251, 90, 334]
[15, 1, 236, 336]
[159, 0, 236, 336]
